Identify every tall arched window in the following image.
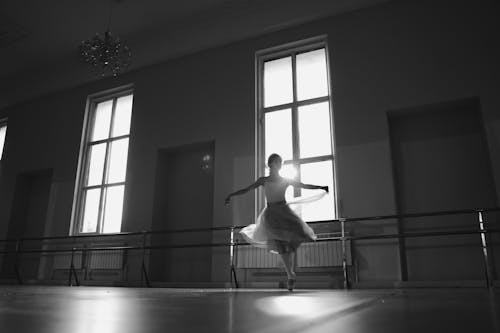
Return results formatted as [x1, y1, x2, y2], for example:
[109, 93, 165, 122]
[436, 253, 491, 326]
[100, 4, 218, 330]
[71, 87, 134, 234]
[256, 36, 337, 221]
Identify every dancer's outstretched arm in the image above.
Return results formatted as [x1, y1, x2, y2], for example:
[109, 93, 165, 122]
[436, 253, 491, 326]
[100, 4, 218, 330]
[225, 177, 266, 205]
[290, 180, 329, 192]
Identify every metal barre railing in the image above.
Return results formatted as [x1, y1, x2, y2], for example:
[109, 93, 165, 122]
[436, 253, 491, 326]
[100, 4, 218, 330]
[0, 207, 499, 289]
[2, 207, 498, 244]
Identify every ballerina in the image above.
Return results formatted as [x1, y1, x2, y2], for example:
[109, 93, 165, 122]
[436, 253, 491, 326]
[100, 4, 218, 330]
[225, 153, 328, 291]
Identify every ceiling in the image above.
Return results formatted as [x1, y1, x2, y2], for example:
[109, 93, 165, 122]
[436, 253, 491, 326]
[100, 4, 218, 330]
[0, 0, 393, 110]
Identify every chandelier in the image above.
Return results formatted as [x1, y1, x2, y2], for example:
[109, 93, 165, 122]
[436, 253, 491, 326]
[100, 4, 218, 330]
[79, 1, 131, 77]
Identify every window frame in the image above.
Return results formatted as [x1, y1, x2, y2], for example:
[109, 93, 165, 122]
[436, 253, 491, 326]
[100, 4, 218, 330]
[255, 36, 338, 221]
[70, 85, 134, 235]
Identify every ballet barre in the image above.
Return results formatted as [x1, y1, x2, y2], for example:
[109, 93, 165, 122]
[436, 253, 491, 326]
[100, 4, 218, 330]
[0, 206, 499, 289]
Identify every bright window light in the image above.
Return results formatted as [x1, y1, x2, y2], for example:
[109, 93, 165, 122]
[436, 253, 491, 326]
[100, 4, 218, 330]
[112, 95, 133, 137]
[102, 185, 124, 233]
[0, 123, 7, 160]
[86, 143, 106, 186]
[298, 102, 332, 159]
[91, 100, 113, 141]
[300, 160, 335, 221]
[82, 188, 101, 233]
[296, 48, 329, 101]
[107, 138, 129, 183]
[264, 57, 293, 107]
[265, 109, 293, 161]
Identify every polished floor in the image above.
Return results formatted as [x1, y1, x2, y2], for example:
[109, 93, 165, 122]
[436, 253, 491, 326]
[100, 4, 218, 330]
[0, 285, 498, 333]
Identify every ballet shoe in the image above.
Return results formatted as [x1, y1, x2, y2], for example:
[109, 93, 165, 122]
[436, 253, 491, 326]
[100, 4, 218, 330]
[287, 278, 296, 291]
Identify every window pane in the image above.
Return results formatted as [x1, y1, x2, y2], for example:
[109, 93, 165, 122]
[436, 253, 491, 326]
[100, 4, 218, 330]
[102, 185, 124, 233]
[264, 57, 293, 107]
[296, 49, 328, 101]
[300, 160, 335, 221]
[265, 109, 293, 161]
[91, 100, 113, 141]
[298, 102, 332, 158]
[81, 188, 101, 233]
[0, 125, 6, 160]
[107, 138, 129, 183]
[86, 143, 106, 186]
[112, 95, 133, 137]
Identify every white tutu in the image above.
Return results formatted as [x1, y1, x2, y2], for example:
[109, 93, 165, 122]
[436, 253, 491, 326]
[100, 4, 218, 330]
[239, 192, 326, 254]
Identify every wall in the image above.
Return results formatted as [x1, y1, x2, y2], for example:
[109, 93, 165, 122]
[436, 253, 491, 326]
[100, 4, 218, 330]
[0, 0, 499, 285]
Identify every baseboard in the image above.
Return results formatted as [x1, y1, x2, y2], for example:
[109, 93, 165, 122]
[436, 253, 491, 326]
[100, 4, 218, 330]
[150, 281, 233, 288]
[2, 278, 497, 289]
[353, 280, 488, 289]
[0, 278, 19, 285]
[236, 281, 280, 288]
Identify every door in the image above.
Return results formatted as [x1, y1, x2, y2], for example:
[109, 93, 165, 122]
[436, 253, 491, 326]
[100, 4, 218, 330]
[150, 141, 215, 283]
[2, 170, 52, 279]
[389, 98, 496, 282]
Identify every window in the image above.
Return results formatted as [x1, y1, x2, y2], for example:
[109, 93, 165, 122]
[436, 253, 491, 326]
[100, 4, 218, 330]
[0, 119, 6, 161]
[257, 37, 337, 221]
[72, 88, 133, 234]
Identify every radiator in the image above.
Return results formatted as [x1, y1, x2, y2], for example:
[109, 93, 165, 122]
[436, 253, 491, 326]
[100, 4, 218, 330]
[237, 245, 281, 268]
[88, 249, 124, 269]
[236, 239, 351, 269]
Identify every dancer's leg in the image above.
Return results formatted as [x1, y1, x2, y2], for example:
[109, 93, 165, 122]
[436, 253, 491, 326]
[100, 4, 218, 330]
[279, 252, 294, 278]
[280, 251, 298, 291]
[280, 252, 296, 291]
[290, 251, 296, 275]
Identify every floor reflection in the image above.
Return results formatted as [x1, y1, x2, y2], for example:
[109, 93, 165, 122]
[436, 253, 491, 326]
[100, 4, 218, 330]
[0, 286, 498, 333]
[255, 294, 340, 318]
[70, 293, 123, 333]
